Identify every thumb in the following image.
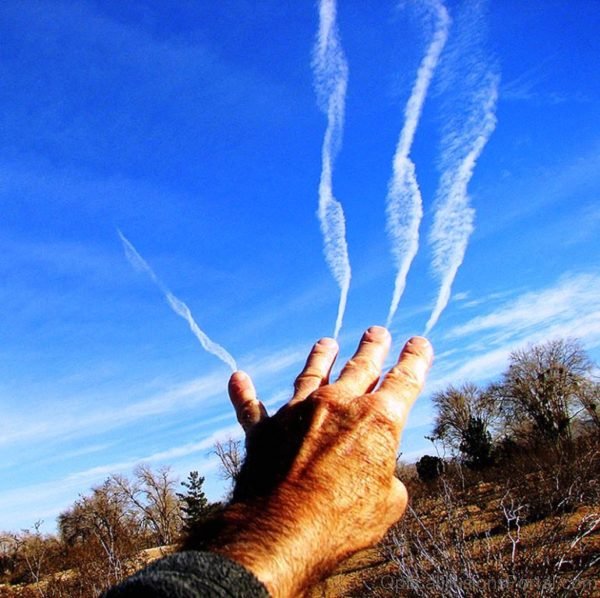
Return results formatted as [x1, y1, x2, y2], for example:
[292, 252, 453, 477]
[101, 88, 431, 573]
[384, 477, 409, 529]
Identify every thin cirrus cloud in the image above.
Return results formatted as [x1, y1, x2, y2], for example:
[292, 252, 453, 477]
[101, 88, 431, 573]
[0, 424, 241, 530]
[66, 422, 243, 484]
[118, 231, 238, 372]
[0, 370, 226, 449]
[446, 272, 600, 344]
[428, 272, 600, 391]
[312, 0, 352, 340]
[0, 342, 308, 451]
[385, 0, 450, 327]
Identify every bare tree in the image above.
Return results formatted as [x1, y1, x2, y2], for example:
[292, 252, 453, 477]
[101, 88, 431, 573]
[381, 475, 599, 598]
[58, 478, 143, 589]
[0, 532, 16, 583]
[432, 382, 497, 467]
[496, 338, 595, 447]
[213, 438, 244, 486]
[6, 521, 58, 595]
[576, 379, 600, 431]
[110, 465, 182, 547]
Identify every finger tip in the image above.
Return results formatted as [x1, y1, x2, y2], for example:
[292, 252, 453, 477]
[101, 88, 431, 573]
[229, 370, 252, 393]
[365, 325, 391, 342]
[317, 337, 338, 350]
[405, 336, 434, 363]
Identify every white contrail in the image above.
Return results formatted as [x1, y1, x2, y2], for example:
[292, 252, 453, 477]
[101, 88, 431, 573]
[425, 74, 499, 334]
[385, 0, 450, 327]
[313, 0, 351, 339]
[118, 230, 237, 372]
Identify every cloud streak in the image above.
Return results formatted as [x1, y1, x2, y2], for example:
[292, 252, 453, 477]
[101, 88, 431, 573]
[446, 272, 600, 345]
[0, 340, 308, 451]
[118, 230, 237, 372]
[313, 0, 352, 339]
[386, 0, 450, 327]
[429, 272, 600, 391]
[425, 7, 499, 334]
[0, 422, 241, 531]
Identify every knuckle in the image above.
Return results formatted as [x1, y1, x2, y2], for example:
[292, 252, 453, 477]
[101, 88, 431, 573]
[369, 397, 400, 427]
[236, 408, 254, 429]
[372, 394, 404, 426]
[345, 356, 380, 379]
[294, 369, 324, 392]
[237, 401, 255, 419]
[309, 387, 343, 410]
[391, 364, 421, 391]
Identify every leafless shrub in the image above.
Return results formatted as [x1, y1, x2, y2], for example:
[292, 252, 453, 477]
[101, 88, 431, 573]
[372, 452, 599, 598]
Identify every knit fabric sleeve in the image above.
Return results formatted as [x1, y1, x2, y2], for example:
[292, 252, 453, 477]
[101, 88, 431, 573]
[102, 550, 271, 598]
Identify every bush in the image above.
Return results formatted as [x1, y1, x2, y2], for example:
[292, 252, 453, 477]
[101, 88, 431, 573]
[415, 456, 444, 483]
[460, 416, 494, 470]
[368, 432, 600, 597]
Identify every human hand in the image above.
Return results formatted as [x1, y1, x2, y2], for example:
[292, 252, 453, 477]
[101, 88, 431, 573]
[203, 327, 433, 597]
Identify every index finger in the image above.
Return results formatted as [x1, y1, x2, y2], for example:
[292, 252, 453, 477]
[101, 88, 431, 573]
[372, 336, 433, 432]
[228, 371, 268, 433]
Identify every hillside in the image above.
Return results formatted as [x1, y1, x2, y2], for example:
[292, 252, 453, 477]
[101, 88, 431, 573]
[311, 437, 600, 597]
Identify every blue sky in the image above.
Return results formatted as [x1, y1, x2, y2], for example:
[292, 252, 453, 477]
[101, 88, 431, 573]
[1, 0, 599, 533]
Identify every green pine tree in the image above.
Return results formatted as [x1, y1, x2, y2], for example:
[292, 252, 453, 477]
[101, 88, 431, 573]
[460, 416, 494, 470]
[177, 471, 211, 532]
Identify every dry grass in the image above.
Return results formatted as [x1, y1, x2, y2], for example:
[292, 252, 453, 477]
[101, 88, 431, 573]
[314, 437, 600, 597]
[3, 438, 599, 597]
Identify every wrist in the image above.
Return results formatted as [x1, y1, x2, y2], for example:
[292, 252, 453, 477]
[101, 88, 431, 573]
[207, 491, 330, 597]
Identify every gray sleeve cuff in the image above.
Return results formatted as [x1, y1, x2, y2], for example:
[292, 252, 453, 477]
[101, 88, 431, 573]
[103, 550, 270, 598]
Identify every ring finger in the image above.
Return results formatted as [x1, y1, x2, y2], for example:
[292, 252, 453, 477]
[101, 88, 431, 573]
[289, 337, 339, 404]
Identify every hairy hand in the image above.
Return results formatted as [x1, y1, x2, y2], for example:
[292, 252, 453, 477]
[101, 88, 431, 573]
[201, 327, 432, 597]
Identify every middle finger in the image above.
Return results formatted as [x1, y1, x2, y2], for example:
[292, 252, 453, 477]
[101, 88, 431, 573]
[335, 326, 391, 396]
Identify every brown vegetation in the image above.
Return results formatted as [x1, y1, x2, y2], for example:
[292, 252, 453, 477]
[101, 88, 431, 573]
[1, 338, 599, 596]
[0, 468, 212, 597]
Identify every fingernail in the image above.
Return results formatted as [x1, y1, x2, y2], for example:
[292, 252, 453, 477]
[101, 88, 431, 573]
[229, 371, 254, 395]
[407, 336, 430, 348]
[407, 337, 433, 364]
[317, 337, 337, 349]
[366, 325, 388, 339]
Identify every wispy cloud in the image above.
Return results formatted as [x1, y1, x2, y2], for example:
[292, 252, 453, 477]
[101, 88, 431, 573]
[386, 0, 450, 327]
[0, 341, 307, 450]
[65, 423, 243, 484]
[313, 0, 352, 339]
[425, 0, 499, 333]
[454, 288, 521, 310]
[0, 422, 241, 531]
[452, 291, 470, 302]
[0, 370, 225, 448]
[118, 231, 237, 372]
[429, 272, 600, 390]
[501, 60, 590, 105]
[446, 272, 600, 345]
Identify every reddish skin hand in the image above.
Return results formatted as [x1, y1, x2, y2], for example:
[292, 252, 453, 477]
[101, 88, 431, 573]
[208, 327, 433, 597]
